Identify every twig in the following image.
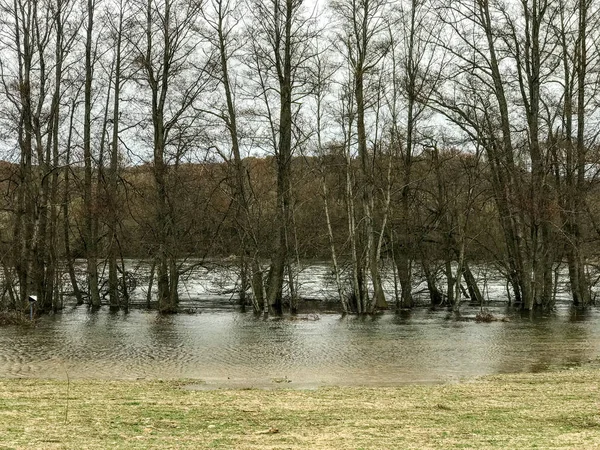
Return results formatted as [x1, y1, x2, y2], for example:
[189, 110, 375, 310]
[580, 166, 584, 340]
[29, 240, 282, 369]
[64, 365, 70, 424]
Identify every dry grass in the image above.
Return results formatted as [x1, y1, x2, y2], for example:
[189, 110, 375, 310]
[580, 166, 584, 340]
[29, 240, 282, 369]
[1, 368, 600, 449]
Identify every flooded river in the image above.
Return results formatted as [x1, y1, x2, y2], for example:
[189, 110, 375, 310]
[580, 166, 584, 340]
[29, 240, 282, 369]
[1, 303, 600, 388]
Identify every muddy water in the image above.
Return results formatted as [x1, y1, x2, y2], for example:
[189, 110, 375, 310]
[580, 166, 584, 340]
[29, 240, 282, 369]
[1, 304, 599, 388]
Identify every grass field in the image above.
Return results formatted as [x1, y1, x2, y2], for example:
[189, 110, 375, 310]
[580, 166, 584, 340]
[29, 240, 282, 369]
[1, 368, 599, 449]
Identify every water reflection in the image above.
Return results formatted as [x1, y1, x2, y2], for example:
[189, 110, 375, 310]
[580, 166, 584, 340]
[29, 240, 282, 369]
[1, 304, 600, 387]
[568, 306, 594, 322]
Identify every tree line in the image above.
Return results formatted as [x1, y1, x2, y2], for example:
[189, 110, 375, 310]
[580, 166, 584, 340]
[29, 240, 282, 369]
[0, 0, 599, 314]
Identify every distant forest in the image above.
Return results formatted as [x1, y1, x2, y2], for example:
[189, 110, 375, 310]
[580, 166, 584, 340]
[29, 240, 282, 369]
[1, 0, 599, 314]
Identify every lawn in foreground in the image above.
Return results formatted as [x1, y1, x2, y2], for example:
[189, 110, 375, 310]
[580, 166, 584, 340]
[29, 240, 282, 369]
[0, 368, 599, 449]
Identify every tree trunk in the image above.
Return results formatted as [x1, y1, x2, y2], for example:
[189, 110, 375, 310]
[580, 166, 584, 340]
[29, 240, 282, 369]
[63, 102, 84, 306]
[107, 1, 124, 311]
[321, 170, 348, 313]
[213, 0, 263, 312]
[422, 260, 443, 306]
[84, 0, 100, 308]
[265, 0, 295, 315]
[571, 0, 590, 307]
[462, 263, 483, 305]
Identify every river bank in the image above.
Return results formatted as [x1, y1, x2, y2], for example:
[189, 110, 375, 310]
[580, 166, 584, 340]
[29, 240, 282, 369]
[1, 367, 600, 449]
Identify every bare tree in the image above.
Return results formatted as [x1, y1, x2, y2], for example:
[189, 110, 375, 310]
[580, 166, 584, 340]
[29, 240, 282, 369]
[306, 43, 350, 312]
[0, 0, 81, 310]
[132, 0, 210, 312]
[432, 0, 551, 309]
[549, 0, 600, 306]
[246, 0, 316, 313]
[384, 0, 444, 308]
[330, 0, 392, 313]
[81, 0, 102, 307]
[99, 0, 134, 309]
[201, 0, 267, 312]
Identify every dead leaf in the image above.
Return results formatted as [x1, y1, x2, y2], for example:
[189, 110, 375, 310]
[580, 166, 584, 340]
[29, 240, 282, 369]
[255, 427, 279, 435]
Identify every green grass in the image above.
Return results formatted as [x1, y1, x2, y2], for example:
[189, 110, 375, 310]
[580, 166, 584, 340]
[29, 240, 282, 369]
[1, 368, 600, 449]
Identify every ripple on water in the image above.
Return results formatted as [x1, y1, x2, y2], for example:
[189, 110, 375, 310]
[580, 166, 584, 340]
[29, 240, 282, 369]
[1, 305, 600, 384]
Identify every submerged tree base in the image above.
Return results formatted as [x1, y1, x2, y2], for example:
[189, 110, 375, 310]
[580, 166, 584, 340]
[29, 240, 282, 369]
[159, 306, 179, 314]
[0, 311, 34, 326]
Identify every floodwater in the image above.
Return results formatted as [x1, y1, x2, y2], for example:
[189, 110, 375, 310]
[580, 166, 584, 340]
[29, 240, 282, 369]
[1, 302, 600, 388]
